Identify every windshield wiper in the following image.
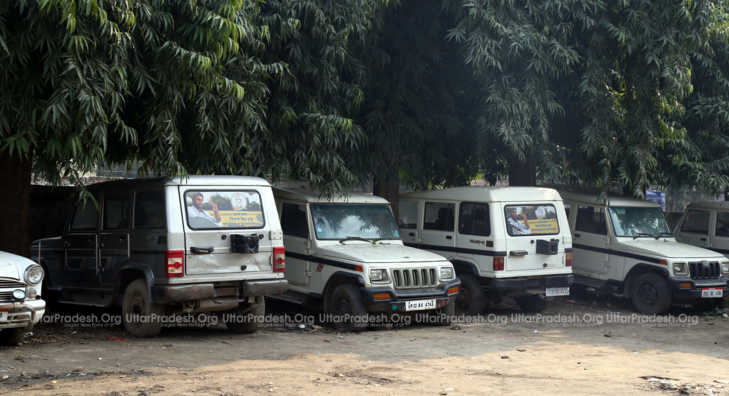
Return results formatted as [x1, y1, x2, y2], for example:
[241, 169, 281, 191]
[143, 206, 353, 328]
[656, 232, 673, 239]
[632, 232, 653, 240]
[339, 236, 374, 244]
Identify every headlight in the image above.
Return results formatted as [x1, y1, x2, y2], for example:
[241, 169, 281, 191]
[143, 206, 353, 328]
[721, 262, 729, 275]
[672, 262, 688, 275]
[24, 265, 44, 285]
[12, 289, 26, 300]
[439, 266, 455, 281]
[369, 268, 389, 282]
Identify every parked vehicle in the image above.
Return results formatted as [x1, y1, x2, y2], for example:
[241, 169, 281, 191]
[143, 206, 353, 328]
[32, 176, 288, 337]
[0, 251, 45, 346]
[561, 192, 728, 314]
[398, 187, 573, 313]
[674, 201, 729, 256]
[272, 188, 460, 329]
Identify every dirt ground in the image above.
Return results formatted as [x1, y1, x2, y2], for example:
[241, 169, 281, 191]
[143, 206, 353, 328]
[1, 295, 728, 396]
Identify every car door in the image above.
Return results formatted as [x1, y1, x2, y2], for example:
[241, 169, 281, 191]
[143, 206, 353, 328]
[455, 201, 492, 271]
[398, 200, 420, 245]
[64, 197, 100, 289]
[710, 211, 729, 256]
[572, 205, 609, 277]
[678, 209, 711, 248]
[420, 201, 456, 253]
[96, 192, 131, 289]
[280, 202, 312, 286]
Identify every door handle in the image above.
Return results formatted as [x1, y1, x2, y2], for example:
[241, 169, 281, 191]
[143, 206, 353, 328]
[445, 235, 453, 240]
[190, 246, 215, 254]
[408, 232, 415, 237]
[574, 233, 581, 238]
[700, 237, 707, 241]
[510, 250, 528, 257]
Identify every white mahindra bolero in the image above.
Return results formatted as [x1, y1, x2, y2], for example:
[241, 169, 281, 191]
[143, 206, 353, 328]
[561, 192, 729, 314]
[272, 188, 460, 329]
[399, 187, 574, 313]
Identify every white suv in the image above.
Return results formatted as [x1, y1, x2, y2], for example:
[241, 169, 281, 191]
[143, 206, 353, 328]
[561, 192, 728, 313]
[273, 188, 460, 329]
[399, 187, 573, 313]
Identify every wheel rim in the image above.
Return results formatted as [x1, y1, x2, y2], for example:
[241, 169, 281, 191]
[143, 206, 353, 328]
[334, 294, 352, 314]
[637, 281, 658, 306]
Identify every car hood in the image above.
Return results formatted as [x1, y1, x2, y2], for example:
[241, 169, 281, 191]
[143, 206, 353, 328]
[318, 243, 448, 264]
[615, 239, 725, 260]
[0, 251, 30, 279]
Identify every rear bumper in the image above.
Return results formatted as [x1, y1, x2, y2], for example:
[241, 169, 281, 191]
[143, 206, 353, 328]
[152, 279, 288, 304]
[668, 277, 729, 302]
[361, 279, 461, 313]
[485, 274, 573, 296]
[0, 299, 46, 329]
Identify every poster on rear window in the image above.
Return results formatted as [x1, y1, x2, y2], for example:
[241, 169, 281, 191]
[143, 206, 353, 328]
[504, 204, 559, 236]
[185, 191, 264, 229]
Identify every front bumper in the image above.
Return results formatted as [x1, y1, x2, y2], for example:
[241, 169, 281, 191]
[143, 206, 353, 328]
[361, 279, 461, 313]
[669, 276, 729, 302]
[152, 279, 289, 304]
[0, 299, 46, 329]
[486, 274, 573, 296]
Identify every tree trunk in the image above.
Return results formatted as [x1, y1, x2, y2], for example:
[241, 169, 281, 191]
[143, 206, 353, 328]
[0, 150, 32, 257]
[508, 152, 537, 186]
[373, 168, 401, 221]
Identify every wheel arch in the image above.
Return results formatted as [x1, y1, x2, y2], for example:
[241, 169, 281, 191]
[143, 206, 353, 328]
[624, 263, 669, 295]
[322, 271, 365, 312]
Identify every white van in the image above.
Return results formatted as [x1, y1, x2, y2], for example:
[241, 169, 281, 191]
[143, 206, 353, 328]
[273, 188, 460, 329]
[561, 192, 728, 313]
[675, 201, 729, 255]
[399, 187, 573, 313]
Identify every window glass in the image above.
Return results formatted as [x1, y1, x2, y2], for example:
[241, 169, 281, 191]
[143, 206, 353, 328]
[135, 191, 165, 229]
[310, 204, 399, 240]
[185, 190, 264, 229]
[424, 202, 455, 231]
[609, 207, 671, 237]
[575, 205, 607, 235]
[104, 197, 130, 230]
[716, 213, 729, 237]
[564, 205, 571, 220]
[398, 200, 418, 229]
[681, 210, 710, 234]
[504, 204, 559, 236]
[458, 202, 490, 236]
[282, 203, 309, 238]
[71, 201, 98, 231]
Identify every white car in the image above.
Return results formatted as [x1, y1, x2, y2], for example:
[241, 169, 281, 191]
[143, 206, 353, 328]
[561, 192, 729, 314]
[273, 188, 460, 329]
[0, 251, 45, 346]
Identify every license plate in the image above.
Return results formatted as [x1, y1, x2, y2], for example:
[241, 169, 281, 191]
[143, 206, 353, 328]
[0, 311, 7, 321]
[405, 299, 436, 311]
[546, 287, 570, 297]
[701, 288, 724, 298]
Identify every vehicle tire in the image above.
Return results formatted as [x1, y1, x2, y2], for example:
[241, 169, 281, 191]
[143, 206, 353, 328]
[630, 272, 672, 314]
[326, 284, 368, 332]
[1, 327, 29, 346]
[225, 297, 265, 334]
[516, 295, 546, 313]
[455, 274, 486, 314]
[122, 279, 163, 337]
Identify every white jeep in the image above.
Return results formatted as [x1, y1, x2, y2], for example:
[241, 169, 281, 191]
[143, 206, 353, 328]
[272, 188, 460, 329]
[561, 192, 729, 313]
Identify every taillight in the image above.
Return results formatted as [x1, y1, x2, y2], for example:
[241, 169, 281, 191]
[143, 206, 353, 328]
[273, 246, 285, 272]
[566, 252, 573, 267]
[166, 250, 184, 277]
[493, 256, 504, 271]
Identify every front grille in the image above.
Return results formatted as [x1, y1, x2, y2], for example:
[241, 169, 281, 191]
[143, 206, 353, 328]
[689, 261, 720, 280]
[392, 268, 438, 289]
[0, 278, 25, 289]
[0, 291, 16, 302]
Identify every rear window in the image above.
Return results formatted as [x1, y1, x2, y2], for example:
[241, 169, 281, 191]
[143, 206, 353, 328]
[184, 190, 265, 230]
[504, 204, 559, 236]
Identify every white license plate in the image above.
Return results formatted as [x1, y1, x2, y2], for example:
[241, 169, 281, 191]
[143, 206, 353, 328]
[405, 299, 436, 311]
[701, 288, 724, 298]
[546, 287, 570, 297]
[0, 311, 7, 321]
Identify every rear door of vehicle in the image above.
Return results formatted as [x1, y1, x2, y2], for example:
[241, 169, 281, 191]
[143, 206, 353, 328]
[711, 211, 729, 256]
[503, 202, 563, 271]
[181, 187, 273, 275]
[678, 209, 711, 249]
[96, 192, 132, 289]
[398, 200, 420, 245]
[420, 201, 456, 252]
[64, 197, 100, 289]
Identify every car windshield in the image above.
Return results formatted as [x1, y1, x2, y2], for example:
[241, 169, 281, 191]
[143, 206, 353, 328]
[310, 204, 400, 240]
[608, 206, 671, 237]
